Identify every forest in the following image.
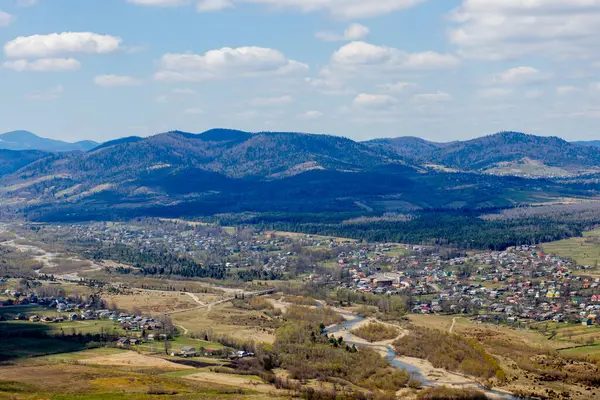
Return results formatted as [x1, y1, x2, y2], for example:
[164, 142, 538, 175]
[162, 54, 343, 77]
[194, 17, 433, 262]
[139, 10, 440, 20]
[221, 208, 600, 251]
[274, 305, 413, 393]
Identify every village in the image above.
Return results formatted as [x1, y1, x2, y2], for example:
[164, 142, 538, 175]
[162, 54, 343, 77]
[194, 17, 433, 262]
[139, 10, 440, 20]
[3, 219, 600, 349]
[341, 243, 600, 331]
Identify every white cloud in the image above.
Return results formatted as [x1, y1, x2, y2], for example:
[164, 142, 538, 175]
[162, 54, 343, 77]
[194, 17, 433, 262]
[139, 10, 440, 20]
[591, 82, 600, 92]
[329, 42, 459, 75]
[129, 0, 425, 18]
[413, 91, 452, 102]
[449, 0, 600, 60]
[525, 89, 543, 99]
[478, 88, 513, 98]
[494, 66, 548, 85]
[127, 0, 190, 6]
[197, 0, 233, 11]
[26, 85, 64, 101]
[0, 11, 15, 27]
[377, 81, 417, 93]
[353, 93, 397, 109]
[171, 88, 196, 94]
[18, 0, 39, 7]
[557, 86, 582, 95]
[249, 95, 293, 106]
[301, 110, 323, 119]
[316, 23, 369, 42]
[244, 0, 426, 19]
[94, 75, 141, 86]
[4, 32, 122, 58]
[2, 58, 81, 72]
[305, 77, 351, 95]
[184, 108, 204, 114]
[155, 46, 308, 82]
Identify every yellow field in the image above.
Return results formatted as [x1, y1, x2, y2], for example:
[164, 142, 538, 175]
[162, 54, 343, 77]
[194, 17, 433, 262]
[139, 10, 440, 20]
[0, 349, 288, 399]
[172, 302, 277, 344]
[103, 289, 220, 314]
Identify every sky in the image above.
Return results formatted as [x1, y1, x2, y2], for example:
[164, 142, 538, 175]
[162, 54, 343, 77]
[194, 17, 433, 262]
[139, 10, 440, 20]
[0, 0, 599, 143]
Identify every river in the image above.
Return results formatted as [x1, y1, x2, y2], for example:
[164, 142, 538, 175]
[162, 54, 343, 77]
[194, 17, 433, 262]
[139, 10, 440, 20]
[326, 311, 520, 400]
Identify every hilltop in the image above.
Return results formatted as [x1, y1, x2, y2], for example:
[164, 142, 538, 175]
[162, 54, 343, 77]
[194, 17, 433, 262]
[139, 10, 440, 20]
[0, 130, 98, 152]
[0, 129, 598, 221]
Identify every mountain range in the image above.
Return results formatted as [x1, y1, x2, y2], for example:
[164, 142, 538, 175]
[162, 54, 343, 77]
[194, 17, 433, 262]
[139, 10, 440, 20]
[0, 129, 599, 221]
[0, 131, 98, 152]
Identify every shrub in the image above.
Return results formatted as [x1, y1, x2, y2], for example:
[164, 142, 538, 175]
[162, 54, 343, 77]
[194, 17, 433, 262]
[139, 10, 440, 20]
[393, 327, 503, 379]
[351, 322, 399, 343]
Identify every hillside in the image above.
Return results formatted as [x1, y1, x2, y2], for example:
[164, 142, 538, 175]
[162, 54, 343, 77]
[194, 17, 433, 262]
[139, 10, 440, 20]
[0, 131, 98, 152]
[14, 129, 394, 183]
[0, 149, 50, 176]
[0, 129, 599, 221]
[365, 132, 600, 176]
[574, 141, 600, 148]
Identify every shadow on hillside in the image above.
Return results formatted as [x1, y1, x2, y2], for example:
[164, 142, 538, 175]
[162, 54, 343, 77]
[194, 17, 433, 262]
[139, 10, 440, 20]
[0, 321, 89, 362]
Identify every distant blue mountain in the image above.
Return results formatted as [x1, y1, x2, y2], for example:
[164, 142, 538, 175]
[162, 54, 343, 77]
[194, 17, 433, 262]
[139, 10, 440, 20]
[0, 130, 98, 152]
[573, 141, 600, 148]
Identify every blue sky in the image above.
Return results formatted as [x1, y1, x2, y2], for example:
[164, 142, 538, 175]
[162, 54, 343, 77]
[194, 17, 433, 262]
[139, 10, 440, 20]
[0, 0, 599, 143]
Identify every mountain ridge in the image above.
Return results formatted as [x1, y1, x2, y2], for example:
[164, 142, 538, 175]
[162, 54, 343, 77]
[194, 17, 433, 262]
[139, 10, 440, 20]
[0, 130, 99, 152]
[1, 128, 598, 222]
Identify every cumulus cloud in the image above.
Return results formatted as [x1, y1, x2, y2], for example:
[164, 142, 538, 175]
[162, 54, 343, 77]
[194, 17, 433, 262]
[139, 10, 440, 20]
[557, 86, 582, 95]
[493, 66, 549, 85]
[154, 46, 308, 82]
[249, 95, 293, 106]
[328, 42, 459, 76]
[305, 77, 351, 95]
[197, 0, 233, 11]
[377, 81, 417, 93]
[0, 11, 15, 27]
[171, 88, 196, 94]
[94, 75, 141, 86]
[353, 93, 397, 109]
[244, 0, 426, 19]
[301, 110, 323, 119]
[127, 0, 190, 6]
[4, 32, 122, 58]
[413, 91, 452, 102]
[316, 23, 369, 42]
[449, 0, 600, 60]
[2, 58, 81, 72]
[26, 85, 64, 101]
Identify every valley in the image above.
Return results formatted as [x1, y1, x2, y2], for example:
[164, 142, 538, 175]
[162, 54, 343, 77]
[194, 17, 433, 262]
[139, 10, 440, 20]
[2, 218, 600, 399]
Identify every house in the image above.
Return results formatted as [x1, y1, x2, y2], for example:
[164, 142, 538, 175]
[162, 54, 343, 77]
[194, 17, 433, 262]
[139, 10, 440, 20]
[180, 346, 197, 357]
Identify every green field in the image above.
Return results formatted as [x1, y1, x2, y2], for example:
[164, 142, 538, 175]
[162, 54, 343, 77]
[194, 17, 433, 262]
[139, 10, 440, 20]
[560, 343, 600, 358]
[137, 337, 226, 355]
[543, 228, 600, 275]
